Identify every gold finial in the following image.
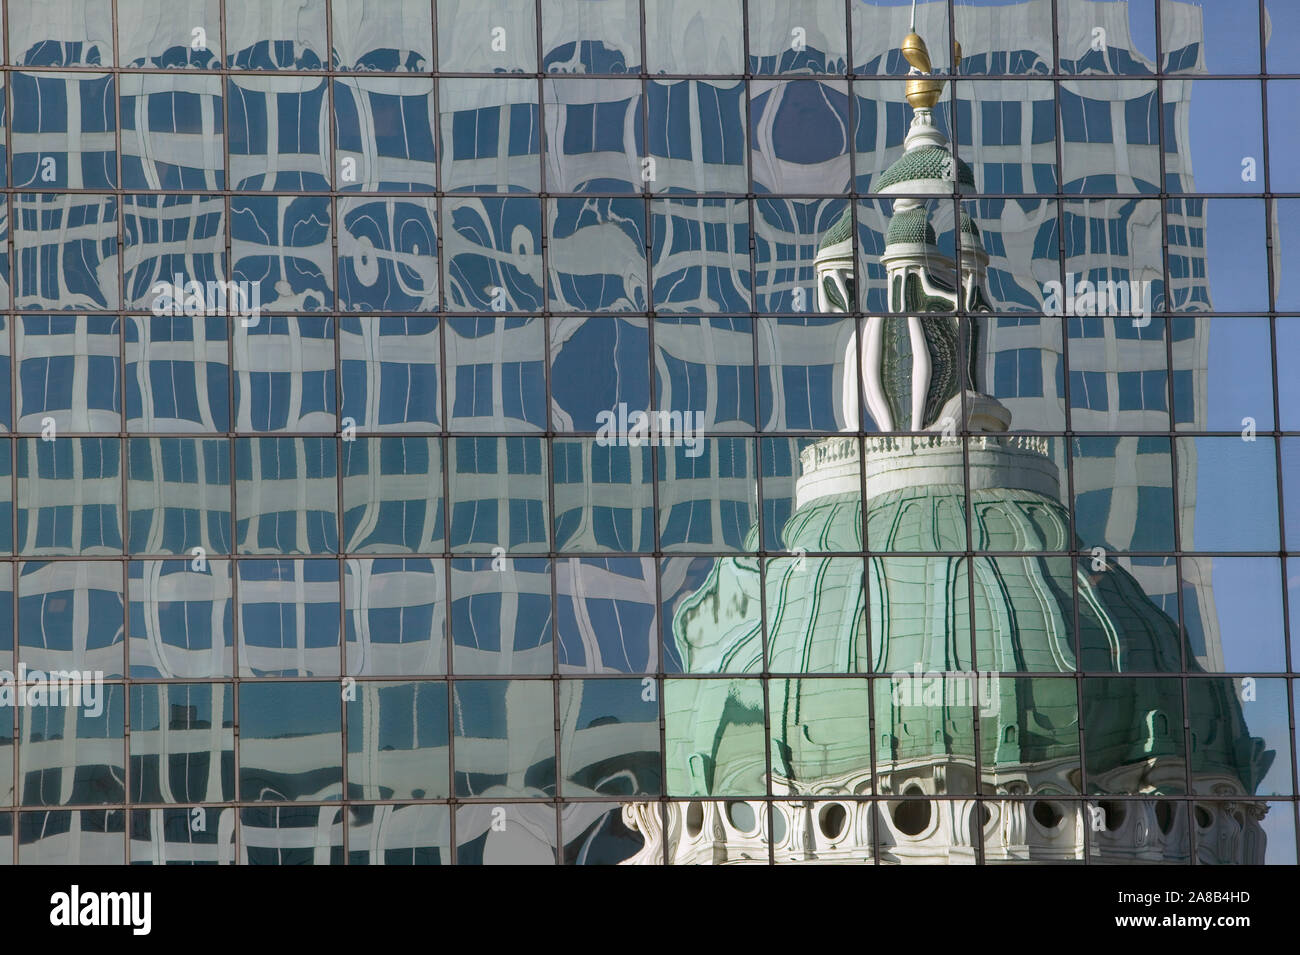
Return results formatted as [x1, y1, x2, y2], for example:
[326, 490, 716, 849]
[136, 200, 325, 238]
[903, 31, 941, 109]
[901, 33, 960, 110]
[901, 32, 931, 72]
[905, 76, 944, 109]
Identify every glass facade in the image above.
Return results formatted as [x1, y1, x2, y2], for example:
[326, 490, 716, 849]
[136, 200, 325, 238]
[0, 0, 1296, 866]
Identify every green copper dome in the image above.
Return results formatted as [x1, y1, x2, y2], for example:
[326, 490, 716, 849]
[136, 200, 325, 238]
[817, 206, 855, 252]
[959, 210, 980, 235]
[665, 467, 1273, 798]
[875, 144, 975, 192]
[886, 207, 939, 246]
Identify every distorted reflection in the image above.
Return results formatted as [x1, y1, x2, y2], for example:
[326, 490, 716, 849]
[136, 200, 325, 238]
[2, 0, 1294, 867]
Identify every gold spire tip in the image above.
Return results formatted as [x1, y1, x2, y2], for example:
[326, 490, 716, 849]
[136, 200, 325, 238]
[900, 31, 962, 111]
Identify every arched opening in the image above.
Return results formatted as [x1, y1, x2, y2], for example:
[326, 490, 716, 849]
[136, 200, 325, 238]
[1032, 800, 1064, 829]
[685, 801, 704, 837]
[819, 803, 848, 841]
[1098, 800, 1126, 831]
[725, 801, 757, 834]
[892, 793, 931, 836]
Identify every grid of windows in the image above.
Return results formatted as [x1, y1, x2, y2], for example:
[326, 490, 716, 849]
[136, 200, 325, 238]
[0, 0, 1296, 865]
